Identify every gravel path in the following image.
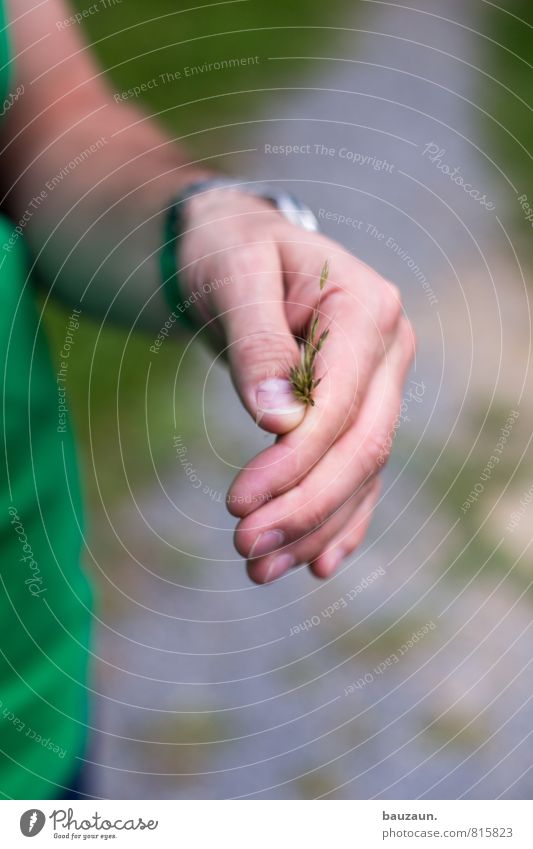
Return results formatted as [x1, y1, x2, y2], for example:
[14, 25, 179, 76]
[86, 0, 533, 799]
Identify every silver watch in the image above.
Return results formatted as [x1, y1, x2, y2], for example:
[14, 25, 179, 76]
[179, 177, 320, 232]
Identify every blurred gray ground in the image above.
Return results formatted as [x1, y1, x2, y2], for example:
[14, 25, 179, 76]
[86, 0, 533, 798]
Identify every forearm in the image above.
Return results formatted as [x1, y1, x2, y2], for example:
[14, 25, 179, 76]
[1, 0, 214, 329]
[3, 103, 212, 328]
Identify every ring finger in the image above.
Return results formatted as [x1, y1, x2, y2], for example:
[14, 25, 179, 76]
[247, 478, 378, 583]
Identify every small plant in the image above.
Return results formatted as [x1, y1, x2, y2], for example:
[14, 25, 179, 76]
[289, 259, 330, 406]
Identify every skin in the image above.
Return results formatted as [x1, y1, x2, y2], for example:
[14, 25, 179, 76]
[2, 0, 415, 584]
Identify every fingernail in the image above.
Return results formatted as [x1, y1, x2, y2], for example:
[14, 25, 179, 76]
[265, 553, 296, 582]
[249, 529, 285, 558]
[256, 378, 304, 416]
[329, 548, 345, 573]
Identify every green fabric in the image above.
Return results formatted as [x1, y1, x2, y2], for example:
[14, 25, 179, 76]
[0, 0, 10, 103]
[0, 6, 93, 799]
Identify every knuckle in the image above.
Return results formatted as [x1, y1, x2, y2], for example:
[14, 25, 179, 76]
[319, 284, 343, 313]
[377, 281, 403, 335]
[366, 477, 382, 504]
[320, 479, 382, 562]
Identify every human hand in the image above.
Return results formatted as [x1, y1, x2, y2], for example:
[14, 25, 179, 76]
[179, 187, 415, 582]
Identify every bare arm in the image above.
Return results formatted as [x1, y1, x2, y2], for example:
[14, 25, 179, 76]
[1, 0, 212, 328]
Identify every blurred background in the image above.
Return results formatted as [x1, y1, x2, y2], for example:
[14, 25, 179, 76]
[46, 0, 533, 798]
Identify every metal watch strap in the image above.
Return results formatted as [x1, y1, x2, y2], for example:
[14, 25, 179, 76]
[179, 178, 320, 232]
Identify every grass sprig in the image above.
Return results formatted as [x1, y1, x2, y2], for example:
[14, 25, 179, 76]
[289, 260, 330, 406]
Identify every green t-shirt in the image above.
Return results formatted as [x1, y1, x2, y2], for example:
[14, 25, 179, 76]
[0, 1, 93, 799]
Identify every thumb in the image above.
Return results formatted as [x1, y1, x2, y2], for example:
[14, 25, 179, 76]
[220, 253, 306, 434]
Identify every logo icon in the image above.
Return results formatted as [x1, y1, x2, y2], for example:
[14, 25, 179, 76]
[20, 809, 46, 837]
